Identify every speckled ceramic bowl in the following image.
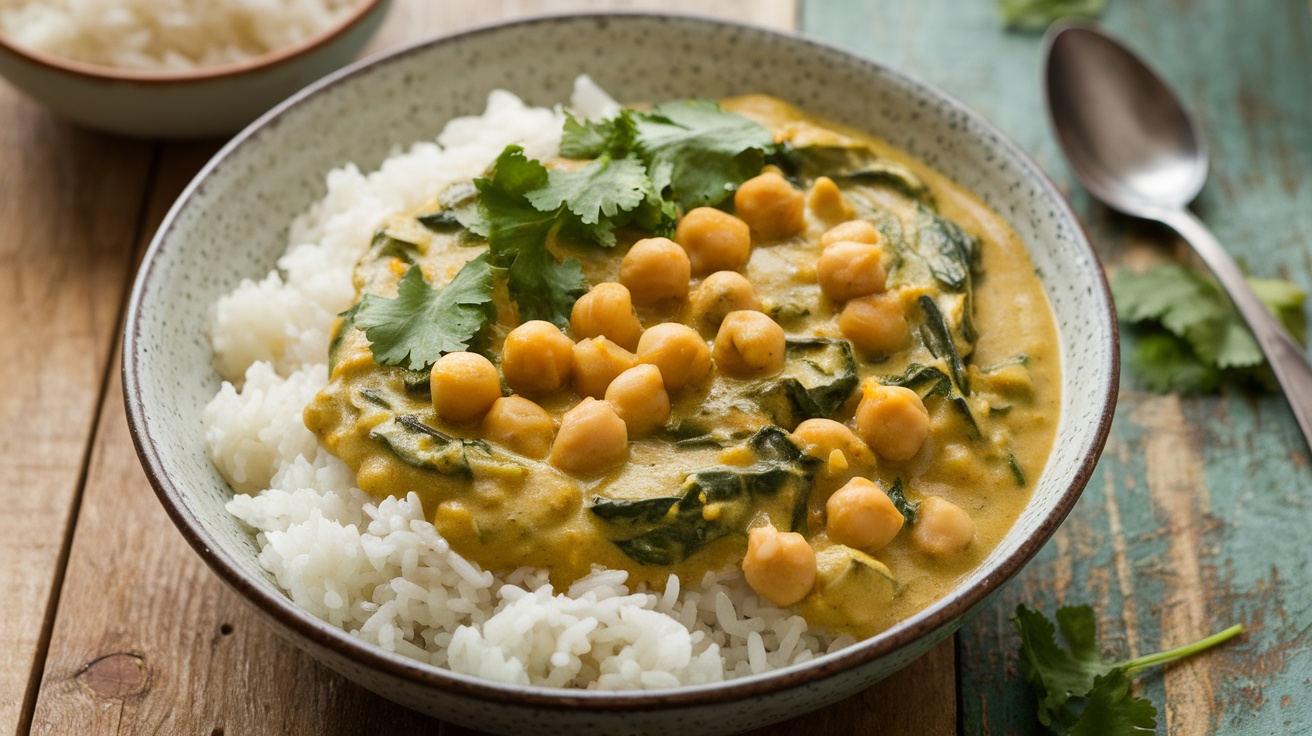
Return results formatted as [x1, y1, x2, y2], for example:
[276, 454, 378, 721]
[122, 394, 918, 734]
[124, 13, 1117, 735]
[0, 0, 391, 138]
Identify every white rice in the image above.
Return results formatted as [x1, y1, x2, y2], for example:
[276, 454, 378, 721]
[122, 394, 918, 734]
[204, 78, 850, 690]
[0, 0, 362, 71]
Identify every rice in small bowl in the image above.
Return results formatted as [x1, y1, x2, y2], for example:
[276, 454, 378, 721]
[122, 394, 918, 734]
[0, 0, 391, 137]
[125, 13, 1116, 734]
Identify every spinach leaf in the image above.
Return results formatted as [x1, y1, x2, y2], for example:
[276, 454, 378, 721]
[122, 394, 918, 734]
[918, 295, 972, 396]
[774, 142, 935, 205]
[589, 426, 818, 566]
[914, 204, 979, 293]
[369, 414, 497, 477]
[880, 361, 979, 436]
[738, 338, 858, 430]
[885, 478, 919, 524]
[328, 302, 362, 375]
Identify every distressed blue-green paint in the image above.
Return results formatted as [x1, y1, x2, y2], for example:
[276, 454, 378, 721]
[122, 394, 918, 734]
[802, 1, 1312, 733]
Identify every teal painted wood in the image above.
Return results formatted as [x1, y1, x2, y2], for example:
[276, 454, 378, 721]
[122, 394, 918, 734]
[801, 1, 1312, 733]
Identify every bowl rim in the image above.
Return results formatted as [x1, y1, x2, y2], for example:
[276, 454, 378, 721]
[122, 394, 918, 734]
[0, 0, 389, 84]
[123, 10, 1119, 711]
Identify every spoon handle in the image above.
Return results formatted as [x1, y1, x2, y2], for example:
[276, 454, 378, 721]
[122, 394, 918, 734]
[1159, 208, 1312, 447]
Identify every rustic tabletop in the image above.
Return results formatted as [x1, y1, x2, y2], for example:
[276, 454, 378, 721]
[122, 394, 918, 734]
[3, 1, 1309, 734]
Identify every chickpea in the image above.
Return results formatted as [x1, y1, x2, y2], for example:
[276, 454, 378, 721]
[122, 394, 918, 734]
[816, 241, 887, 302]
[689, 270, 761, 332]
[571, 336, 638, 398]
[820, 219, 881, 247]
[733, 171, 806, 240]
[854, 383, 930, 461]
[635, 322, 713, 393]
[825, 477, 904, 552]
[570, 282, 642, 351]
[482, 396, 555, 459]
[793, 418, 872, 473]
[619, 237, 692, 306]
[911, 497, 975, 557]
[713, 310, 786, 378]
[500, 320, 574, 394]
[605, 364, 671, 437]
[430, 351, 501, 424]
[742, 525, 817, 607]
[806, 176, 853, 222]
[839, 293, 908, 357]
[550, 397, 629, 474]
[674, 207, 752, 275]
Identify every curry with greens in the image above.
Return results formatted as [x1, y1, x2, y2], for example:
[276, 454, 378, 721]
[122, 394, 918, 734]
[302, 95, 1060, 638]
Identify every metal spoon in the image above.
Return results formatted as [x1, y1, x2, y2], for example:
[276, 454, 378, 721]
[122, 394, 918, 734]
[1044, 22, 1312, 446]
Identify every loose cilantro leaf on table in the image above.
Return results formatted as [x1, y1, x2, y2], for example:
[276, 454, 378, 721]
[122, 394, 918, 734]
[354, 252, 497, 370]
[1015, 604, 1243, 735]
[998, 0, 1108, 32]
[1112, 263, 1307, 394]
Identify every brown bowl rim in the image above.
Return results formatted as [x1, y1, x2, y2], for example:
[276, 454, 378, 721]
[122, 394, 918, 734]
[123, 10, 1119, 713]
[0, 0, 388, 84]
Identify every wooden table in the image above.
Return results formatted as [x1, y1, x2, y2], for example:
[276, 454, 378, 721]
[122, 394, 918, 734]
[4, 1, 1309, 734]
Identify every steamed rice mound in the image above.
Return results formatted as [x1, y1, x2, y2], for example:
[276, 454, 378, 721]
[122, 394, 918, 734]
[203, 81, 848, 690]
[0, 0, 362, 71]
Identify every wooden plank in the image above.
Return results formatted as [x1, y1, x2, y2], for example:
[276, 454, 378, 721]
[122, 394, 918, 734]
[31, 2, 955, 734]
[0, 81, 155, 732]
[803, 0, 1312, 733]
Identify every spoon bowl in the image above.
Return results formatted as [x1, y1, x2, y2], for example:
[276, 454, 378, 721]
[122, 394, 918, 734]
[1045, 23, 1208, 215]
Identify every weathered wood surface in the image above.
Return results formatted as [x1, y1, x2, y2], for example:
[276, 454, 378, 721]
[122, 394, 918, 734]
[804, 0, 1312, 733]
[0, 86, 155, 732]
[15, 1, 961, 735]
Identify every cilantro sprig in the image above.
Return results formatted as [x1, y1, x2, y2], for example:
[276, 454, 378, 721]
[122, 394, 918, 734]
[1015, 604, 1243, 735]
[1112, 263, 1307, 394]
[353, 100, 775, 369]
[353, 252, 498, 370]
[466, 101, 775, 323]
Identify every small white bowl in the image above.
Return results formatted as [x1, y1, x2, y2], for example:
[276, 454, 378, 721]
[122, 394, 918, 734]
[0, 0, 391, 138]
[124, 12, 1118, 734]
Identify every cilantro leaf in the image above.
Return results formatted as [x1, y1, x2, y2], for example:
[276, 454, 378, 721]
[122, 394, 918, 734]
[1111, 264, 1307, 393]
[1129, 331, 1222, 395]
[632, 100, 775, 208]
[1015, 605, 1116, 727]
[1068, 671, 1158, 736]
[560, 110, 635, 159]
[998, 0, 1107, 32]
[1251, 276, 1307, 344]
[526, 154, 654, 243]
[507, 247, 587, 327]
[354, 252, 497, 370]
[1015, 605, 1243, 736]
[471, 146, 556, 251]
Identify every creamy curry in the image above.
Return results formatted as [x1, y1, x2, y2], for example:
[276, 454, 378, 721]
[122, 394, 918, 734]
[302, 96, 1060, 638]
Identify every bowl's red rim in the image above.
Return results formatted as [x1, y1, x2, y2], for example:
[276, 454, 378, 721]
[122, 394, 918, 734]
[0, 0, 389, 84]
[122, 10, 1119, 714]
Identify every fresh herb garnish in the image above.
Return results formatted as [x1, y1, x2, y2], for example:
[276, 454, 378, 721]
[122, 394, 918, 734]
[630, 100, 776, 209]
[1015, 604, 1243, 735]
[357, 100, 775, 368]
[1112, 263, 1306, 394]
[469, 146, 590, 327]
[998, 0, 1108, 32]
[353, 252, 498, 370]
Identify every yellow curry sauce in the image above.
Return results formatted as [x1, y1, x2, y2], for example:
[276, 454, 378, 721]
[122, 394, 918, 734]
[302, 96, 1060, 638]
